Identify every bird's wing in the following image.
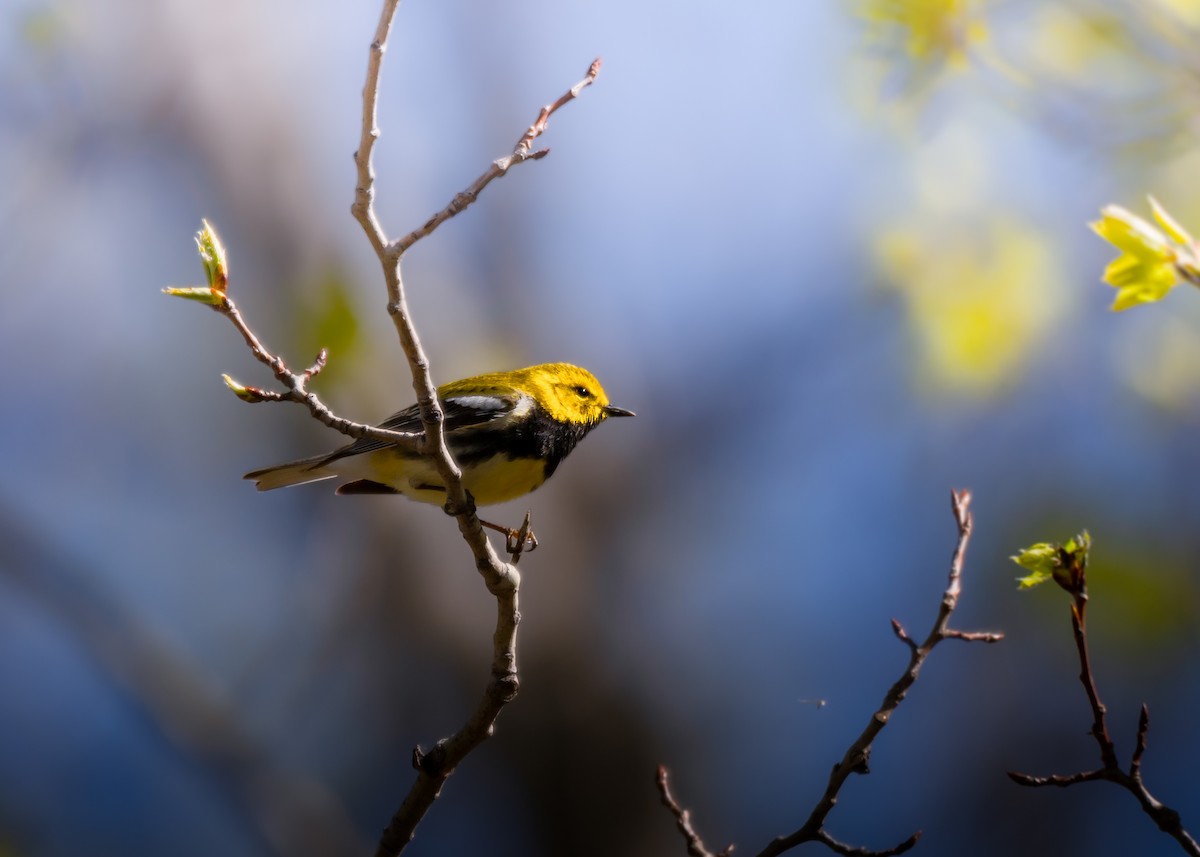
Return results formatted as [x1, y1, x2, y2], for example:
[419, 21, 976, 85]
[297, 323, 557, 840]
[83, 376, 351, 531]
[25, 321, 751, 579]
[320, 392, 526, 462]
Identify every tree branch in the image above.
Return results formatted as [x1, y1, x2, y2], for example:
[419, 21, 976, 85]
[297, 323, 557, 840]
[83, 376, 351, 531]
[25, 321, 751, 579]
[344, 4, 601, 855]
[656, 766, 734, 857]
[216, 294, 422, 448]
[394, 58, 601, 255]
[661, 490, 1003, 857]
[170, 4, 599, 853]
[350, 0, 397, 260]
[1007, 582, 1199, 855]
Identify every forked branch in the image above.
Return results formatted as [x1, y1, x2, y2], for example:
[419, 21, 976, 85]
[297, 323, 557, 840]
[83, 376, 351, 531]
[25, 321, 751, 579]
[659, 490, 1003, 857]
[394, 57, 601, 255]
[170, 2, 602, 853]
[1007, 571, 1198, 855]
[345, 4, 602, 855]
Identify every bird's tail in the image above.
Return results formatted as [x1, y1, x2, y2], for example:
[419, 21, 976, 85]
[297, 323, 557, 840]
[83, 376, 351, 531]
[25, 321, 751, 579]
[243, 455, 337, 491]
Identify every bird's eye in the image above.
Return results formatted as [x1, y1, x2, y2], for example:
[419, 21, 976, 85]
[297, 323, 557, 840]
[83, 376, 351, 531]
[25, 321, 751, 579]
[575, 385, 593, 399]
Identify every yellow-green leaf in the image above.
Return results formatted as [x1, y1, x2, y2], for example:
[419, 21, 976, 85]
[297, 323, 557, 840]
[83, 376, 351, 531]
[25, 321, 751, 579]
[195, 219, 229, 294]
[221, 373, 262, 402]
[1091, 206, 1171, 262]
[1063, 531, 1091, 555]
[1015, 571, 1051, 589]
[1149, 196, 1194, 247]
[162, 286, 226, 306]
[1093, 204, 1181, 311]
[1011, 542, 1058, 589]
[1012, 532, 1090, 592]
[1109, 266, 1178, 312]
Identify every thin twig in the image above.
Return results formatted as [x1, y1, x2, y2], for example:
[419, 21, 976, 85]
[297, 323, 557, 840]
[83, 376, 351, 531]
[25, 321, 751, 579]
[750, 490, 1000, 857]
[1131, 704, 1150, 774]
[890, 619, 917, 654]
[661, 490, 1003, 857]
[815, 829, 921, 857]
[215, 295, 423, 447]
[656, 766, 733, 857]
[1007, 769, 1107, 788]
[1008, 583, 1199, 855]
[350, 0, 397, 259]
[519, 58, 602, 152]
[1069, 595, 1121, 771]
[394, 58, 602, 254]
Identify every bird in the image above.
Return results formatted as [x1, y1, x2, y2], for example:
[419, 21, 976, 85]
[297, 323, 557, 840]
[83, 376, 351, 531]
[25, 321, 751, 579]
[244, 363, 634, 542]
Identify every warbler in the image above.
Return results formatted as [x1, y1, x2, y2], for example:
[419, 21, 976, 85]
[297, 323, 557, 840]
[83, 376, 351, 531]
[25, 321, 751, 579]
[244, 363, 634, 508]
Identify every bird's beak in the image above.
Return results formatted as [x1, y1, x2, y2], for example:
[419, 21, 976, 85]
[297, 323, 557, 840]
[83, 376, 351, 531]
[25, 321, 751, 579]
[603, 405, 636, 418]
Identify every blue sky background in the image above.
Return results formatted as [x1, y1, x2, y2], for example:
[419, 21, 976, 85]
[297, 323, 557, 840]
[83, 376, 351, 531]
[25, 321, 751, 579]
[4, 1, 1200, 855]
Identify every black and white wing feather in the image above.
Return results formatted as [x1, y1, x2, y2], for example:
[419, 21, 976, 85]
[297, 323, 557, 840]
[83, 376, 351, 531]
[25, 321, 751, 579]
[320, 392, 527, 463]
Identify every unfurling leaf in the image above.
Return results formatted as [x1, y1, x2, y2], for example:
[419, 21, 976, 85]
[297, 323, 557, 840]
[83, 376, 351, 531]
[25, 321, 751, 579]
[1149, 196, 1194, 247]
[221, 373, 269, 403]
[162, 286, 227, 306]
[1092, 198, 1200, 311]
[1011, 531, 1091, 593]
[1011, 542, 1059, 589]
[195, 219, 229, 294]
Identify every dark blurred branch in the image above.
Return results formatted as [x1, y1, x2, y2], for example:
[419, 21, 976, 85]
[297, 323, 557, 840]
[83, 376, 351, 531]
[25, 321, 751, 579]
[0, 504, 368, 857]
[1007, 572, 1199, 855]
[660, 490, 1003, 857]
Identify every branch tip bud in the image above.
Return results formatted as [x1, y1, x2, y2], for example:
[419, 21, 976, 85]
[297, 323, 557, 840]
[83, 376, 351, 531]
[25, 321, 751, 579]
[221, 373, 268, 403]
[195, 219, 229, 294]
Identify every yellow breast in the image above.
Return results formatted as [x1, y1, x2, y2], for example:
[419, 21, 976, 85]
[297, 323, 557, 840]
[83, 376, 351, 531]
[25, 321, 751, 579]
[355, 450, 548, 506]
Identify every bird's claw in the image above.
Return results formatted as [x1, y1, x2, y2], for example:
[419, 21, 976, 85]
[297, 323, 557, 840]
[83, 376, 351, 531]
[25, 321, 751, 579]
[505, 528, 538, 554]
[480, 518, 538, 555]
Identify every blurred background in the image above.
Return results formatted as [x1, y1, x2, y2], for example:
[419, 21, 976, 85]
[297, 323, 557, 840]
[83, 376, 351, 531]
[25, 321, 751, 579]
[4, 0, 1200, 855]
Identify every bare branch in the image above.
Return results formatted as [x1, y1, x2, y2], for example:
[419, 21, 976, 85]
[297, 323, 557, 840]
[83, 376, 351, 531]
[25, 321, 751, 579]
[943, 629, 1005, 643]
[1131, 704, 1150, 775]
[816, 828, 921, 857]
[344, 6, 601, 856]
[661, 490, 1003, 857]
[301, 347, 329, 381]
[656, 766, 733, 857]
[890, 618, 917, 654]
[1067, 594, 1121, 772]
[346, 6, 518, 854]
[748, 490, 1000, 857]
[169, 3, 601, 855]
[1007, 769, 1106, 788]
[216, 295, 422, 448]
[1007, 578, 1199, 855]
[514, 57, 603, 159]
[350, 0, 398, 259]
[394, 58, 602, 254]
